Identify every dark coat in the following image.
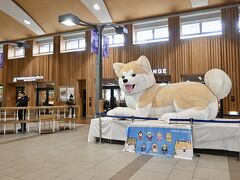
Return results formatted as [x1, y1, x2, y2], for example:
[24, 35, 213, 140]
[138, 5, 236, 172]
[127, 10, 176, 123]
[16, 95, 29, 107]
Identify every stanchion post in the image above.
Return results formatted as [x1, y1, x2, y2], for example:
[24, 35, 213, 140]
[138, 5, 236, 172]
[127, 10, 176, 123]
[99, 113, 103, 144]
[131, 116, 135, 123]
[190, 118, 200, 157]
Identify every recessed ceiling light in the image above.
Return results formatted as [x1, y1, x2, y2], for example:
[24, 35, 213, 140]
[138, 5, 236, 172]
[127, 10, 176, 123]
[24, 20, 31, 25]
[93, 3, 100, 10]
[191, 0, 208, 8]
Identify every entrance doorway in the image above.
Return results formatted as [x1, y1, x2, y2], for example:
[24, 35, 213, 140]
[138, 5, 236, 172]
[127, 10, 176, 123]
[78, 80, 86, 117]
[102, 86, 125, 110]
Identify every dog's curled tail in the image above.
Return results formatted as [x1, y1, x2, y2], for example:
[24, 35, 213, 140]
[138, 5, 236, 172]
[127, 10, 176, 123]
[204, 69, 232, 100]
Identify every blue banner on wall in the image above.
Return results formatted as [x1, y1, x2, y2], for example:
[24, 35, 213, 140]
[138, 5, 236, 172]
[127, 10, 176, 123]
[125, 126, 193, 159]
[0, 53, 3, 68]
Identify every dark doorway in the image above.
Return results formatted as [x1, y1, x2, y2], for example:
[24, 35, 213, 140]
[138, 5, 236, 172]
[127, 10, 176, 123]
[102, 86, 125, 110]
[82, 89, 86, 117]
[78, 80, 86, 117]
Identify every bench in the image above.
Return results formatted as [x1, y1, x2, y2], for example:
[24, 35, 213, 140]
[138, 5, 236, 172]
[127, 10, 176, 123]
[39, 115, 57, 134]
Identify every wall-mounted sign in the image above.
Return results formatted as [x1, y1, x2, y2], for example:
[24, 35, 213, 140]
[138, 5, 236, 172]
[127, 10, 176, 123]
[13, 76, 43, 82]
[152, 68, 167, 75]
[59, 87, 74, 101]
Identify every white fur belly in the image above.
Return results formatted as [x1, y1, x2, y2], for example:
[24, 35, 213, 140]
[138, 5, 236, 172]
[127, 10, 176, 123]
[149, 105, 175, 117]
[125, 92, 143, 109]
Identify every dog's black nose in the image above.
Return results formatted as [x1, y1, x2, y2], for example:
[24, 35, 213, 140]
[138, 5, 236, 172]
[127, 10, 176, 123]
[123, 79, 128, 83]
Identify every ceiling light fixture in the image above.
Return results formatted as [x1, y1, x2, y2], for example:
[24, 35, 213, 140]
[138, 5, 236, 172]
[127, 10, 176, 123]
[24, 20, 31, 25]
[58, 13, 80, 26]
[93, 3, 100, 10]
[191, 0, 208, 8]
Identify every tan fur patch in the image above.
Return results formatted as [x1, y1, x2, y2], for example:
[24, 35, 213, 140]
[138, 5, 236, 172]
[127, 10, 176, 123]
[152, 83, 190, 108]
[138, 82, 216, 109]
[174, 83, 216, 109]
[138, 84, 160, 108]
[120, 61, 149, 76]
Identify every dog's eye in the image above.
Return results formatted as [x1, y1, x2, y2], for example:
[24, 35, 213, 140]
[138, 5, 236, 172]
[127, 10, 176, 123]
[132, 74, 136, 77]
[122, 76, 125, 79]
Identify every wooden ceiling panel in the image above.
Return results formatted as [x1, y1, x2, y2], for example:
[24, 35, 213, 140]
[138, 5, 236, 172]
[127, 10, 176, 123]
[0, 10, 35, 41]
[1, 0, 240, 41]
[209, 0, 240, 5]
[105, 0, 240, 22]
[14, 0, 100, 34]
[104, 0, 191, 22]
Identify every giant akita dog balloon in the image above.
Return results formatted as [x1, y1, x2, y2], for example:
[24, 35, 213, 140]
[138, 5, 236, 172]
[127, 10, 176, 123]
[107, 56, 232, 120]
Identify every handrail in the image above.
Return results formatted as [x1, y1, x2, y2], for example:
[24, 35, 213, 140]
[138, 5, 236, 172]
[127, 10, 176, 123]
[0, 105, 80, 134]
[96, 112, 240, 124]
[0, 105, 79, 110]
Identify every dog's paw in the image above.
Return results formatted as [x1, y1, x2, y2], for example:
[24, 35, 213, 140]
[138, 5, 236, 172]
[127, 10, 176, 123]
[161, 113, 177, 120]
[107, 107, 123, 116]
[107, 109, 116, 116]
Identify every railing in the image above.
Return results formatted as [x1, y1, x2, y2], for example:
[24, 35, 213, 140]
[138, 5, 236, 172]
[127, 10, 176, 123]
[0, 105, 80, 134]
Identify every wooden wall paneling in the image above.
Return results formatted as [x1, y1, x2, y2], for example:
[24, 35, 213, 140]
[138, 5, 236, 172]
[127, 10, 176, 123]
[221, 6, 240, 112]
[2, 44, 9, 106]
[85, 30, 96, 116]
[52, 35, 61, 105]
[168, 16, 180, 83]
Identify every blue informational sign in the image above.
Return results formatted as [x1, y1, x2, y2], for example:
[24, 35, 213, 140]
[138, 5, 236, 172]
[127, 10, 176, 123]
[0, 53, 3, 68]
[125, 126, 193, 159]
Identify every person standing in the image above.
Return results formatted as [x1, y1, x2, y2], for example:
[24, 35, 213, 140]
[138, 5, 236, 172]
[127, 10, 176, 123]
[16, 91, 29, 132]
[66, 94, 75, 118]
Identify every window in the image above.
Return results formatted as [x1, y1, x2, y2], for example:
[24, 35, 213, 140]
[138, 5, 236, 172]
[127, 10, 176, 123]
[14, 47, 24, 57]
[61, 32, 86, 53]
[0, 45, 3, 53]
[181, 23, 200, 35]
[239, 7, 240, 31]
[103, 27, 124, 47]
[33, 37, 53, 56]
[133, 18, 169, 44]
[65, 38, 85, 51]
[8, 43, 26, 59]
[39, 43, 53, 54]
[239, 16, 240, 31]
[180, 10, 222, 39]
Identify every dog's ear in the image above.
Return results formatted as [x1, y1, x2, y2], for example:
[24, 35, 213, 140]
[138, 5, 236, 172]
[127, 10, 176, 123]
[113, 63, 125, 77]
[136, 56, 152, 71]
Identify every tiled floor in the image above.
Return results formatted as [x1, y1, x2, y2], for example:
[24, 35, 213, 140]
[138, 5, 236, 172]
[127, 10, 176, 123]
[0, 124, 239, 180]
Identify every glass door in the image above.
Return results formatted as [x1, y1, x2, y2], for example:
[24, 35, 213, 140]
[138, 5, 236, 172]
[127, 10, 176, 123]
[36, 88, 54, 106]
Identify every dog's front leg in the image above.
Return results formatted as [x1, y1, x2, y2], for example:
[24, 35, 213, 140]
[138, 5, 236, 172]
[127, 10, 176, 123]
[107, 104, 152, 117]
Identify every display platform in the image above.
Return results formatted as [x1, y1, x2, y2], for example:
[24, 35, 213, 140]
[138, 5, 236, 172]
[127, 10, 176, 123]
[88, 117, 132, 143]
[88, 117, 240, 153]
[125, 120, 193, 159]
[193, 118, 240, 152]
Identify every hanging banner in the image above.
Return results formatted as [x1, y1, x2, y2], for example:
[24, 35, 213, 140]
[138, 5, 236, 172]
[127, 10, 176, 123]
[102, 35, 109, 58]
[0, 53, 3, 68]
[91, 30, 99, 54]
[91, 30, 109, 58]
